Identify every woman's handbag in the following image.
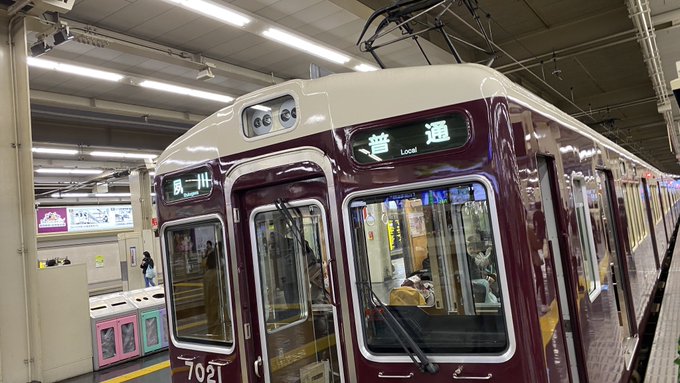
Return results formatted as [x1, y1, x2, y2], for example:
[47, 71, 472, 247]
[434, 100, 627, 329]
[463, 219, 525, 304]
[145, 265, 157, 279]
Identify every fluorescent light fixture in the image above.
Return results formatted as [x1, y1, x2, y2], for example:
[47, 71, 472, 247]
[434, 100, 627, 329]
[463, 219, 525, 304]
[32, 147, 78, 155]
[354, 63, 379, 72]
[35, 168, 103, 175]
[262, 28, 350, 65]
[89, 151, 158, 160]
[50, 193, 89, 198]
[139, 80, 234, 103]
[95, 193, 131, 198]
[27, 57, 124, 82]
[167, 0, 251, 27]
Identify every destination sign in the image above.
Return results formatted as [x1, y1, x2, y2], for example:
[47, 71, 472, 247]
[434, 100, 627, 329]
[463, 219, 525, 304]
[162, 168, 213, 203]
[351, 113, 469, 164]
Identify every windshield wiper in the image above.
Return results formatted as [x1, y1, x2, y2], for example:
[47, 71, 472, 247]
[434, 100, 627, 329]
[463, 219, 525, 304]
[361, 282, 439, 375]
[275, 199, 305, 246]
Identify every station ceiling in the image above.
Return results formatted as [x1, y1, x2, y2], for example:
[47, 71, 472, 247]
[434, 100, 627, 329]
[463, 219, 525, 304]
[4, 0, 680, 199]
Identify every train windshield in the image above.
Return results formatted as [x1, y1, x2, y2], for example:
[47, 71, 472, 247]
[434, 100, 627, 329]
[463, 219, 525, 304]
[349, 182, 508, 355]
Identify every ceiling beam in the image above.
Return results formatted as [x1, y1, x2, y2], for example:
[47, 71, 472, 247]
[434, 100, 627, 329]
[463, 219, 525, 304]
[493, 7, 626, 46]
[60, 18, 285, 86]
[30, 90, 205, 125]
[521, 0, 550, 29]
[652, 9, 680, 25]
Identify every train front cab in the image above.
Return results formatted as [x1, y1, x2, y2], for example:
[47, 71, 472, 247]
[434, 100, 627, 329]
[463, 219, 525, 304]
[155, 74, 679, 383]
[157, 92, 553, 382]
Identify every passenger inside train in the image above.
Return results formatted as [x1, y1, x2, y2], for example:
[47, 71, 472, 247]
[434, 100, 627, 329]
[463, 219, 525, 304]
[351, 182, 508, 354]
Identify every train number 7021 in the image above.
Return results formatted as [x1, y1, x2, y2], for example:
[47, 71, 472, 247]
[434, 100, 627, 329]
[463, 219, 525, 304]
[185, 361, 223, 383]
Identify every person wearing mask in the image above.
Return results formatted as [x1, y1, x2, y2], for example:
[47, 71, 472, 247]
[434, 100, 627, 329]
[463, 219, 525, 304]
[140, 251, 156, 287]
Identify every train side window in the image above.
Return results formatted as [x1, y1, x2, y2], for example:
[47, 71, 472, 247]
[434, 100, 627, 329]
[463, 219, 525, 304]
[633, 182, 647, 241]
[653, 186, 661, 222]
[623, 185, 637, 248]
[164, 220, 233, 348]
[572, 177, 601, 300]
[349, 181, 508, 355]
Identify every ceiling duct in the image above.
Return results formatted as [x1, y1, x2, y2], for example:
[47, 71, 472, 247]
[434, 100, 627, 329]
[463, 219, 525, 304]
[626, 0, 680, 161]
[8, 0, 75, 17]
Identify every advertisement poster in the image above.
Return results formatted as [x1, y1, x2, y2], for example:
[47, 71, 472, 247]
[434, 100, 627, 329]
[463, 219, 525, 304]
[37, 207, 68, 234]
[37, 205, 133, 235]
[95, 255, 105, 268]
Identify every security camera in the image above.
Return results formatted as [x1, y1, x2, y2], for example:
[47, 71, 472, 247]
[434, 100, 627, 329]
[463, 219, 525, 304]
[672, 77, 680, 108]
[196, 66, 215, 81]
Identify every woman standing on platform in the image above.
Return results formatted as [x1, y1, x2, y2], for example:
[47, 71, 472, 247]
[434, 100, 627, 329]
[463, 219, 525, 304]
[140, 251, 156, 287]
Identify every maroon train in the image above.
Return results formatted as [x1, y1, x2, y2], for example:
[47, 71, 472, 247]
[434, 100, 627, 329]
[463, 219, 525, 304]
[154, 64, 680, 383]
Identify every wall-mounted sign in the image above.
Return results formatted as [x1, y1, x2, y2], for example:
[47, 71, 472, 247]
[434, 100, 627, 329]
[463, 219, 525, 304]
[37, 207, 68, 234]
[351, 113, 470, 164]
[162, 168, 212, 203]
[36, 205, 133, 235]
[129, 246, 137, 267]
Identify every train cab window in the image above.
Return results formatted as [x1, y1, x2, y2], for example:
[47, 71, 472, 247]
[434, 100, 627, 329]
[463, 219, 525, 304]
[572, 177, 601, 299]
[164, 220, 233, 347]
[349, 182, 508, 355]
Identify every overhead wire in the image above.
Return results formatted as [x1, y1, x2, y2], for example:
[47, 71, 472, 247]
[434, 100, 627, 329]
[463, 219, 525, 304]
[441, 6, 649, 157]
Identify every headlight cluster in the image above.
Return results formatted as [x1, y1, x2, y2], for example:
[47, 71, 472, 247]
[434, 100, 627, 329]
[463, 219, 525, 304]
[243, 95, 297, 137]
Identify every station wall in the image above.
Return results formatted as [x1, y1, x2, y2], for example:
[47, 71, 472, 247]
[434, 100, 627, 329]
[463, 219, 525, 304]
[37, 235, 122, 291]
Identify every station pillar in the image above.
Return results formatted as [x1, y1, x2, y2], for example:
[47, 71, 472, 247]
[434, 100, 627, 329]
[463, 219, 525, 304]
[0, 12, 43, 383]
[120, 169, 160, 290]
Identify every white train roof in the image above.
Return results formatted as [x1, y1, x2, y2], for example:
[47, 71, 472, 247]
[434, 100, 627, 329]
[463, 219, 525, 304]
[156, 63, 660, 176]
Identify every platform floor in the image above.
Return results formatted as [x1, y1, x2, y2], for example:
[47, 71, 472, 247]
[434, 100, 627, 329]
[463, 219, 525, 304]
[57, 351, 170, 383]
[646, 243, 680, 383]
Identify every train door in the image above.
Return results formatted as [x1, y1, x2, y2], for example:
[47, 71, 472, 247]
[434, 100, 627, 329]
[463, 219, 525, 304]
[537, 156, 585, 383]
[240, 178, 343, 383]
[597, 170, 638, 370]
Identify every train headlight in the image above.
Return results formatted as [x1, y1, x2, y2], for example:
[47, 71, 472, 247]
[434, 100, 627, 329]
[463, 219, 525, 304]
[278, 98, 297, 129]
[249, 109, 273, 136]
[242, 95, 298, 137]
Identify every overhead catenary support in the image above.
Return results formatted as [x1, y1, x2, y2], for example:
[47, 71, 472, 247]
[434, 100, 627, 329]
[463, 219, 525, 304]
[496, 30, 639, 74]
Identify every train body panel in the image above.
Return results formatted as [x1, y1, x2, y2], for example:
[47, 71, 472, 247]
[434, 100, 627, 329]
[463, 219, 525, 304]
[155, 64, 680, 383]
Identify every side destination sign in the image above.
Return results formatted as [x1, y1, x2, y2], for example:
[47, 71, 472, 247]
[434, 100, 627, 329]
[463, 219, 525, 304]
[351, 113, 470, 164]
[162, 168, 213, 203]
